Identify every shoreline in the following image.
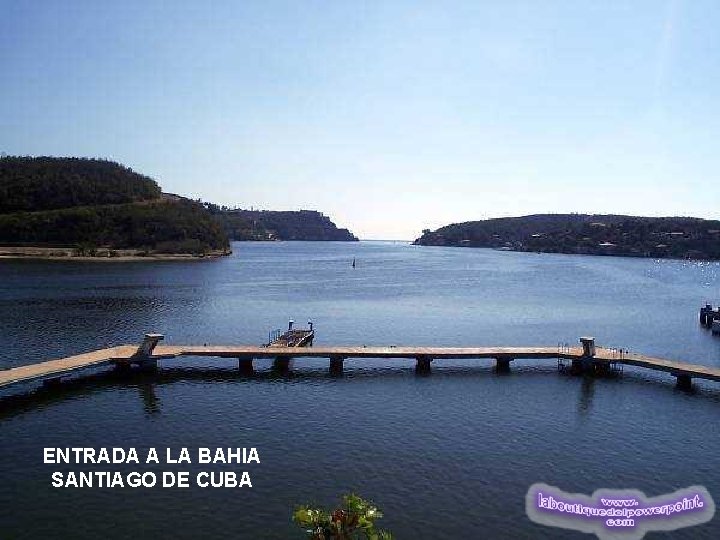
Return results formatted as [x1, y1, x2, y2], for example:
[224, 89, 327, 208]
[0, 254, 228, 262]
[0, 246, 231, 262]
[412, 243, 720, 262]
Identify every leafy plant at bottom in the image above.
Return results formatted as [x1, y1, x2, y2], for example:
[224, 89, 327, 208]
[292, 493, 392, 539]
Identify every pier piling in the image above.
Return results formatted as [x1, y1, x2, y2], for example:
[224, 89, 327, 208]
[699, 304, 720, 329]
[675, 373, 693, 391]
[138, 358, 158, 371]
[329, 355, 345, 375]
[415, 356, 432, 374]
[495, 357, 512, 373]
[273, 356, 291, 372]
[567, 337, 597, 375]
[700, 304, 713, 326]
[237, 356, 254, 374]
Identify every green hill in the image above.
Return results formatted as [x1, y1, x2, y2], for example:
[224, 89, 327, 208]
[0, 156, 229, 257]
[414, 214, 720, 260]
[0, 156, 161, 213]
[205, 207, 358, 242]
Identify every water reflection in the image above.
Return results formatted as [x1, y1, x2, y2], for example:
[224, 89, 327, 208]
[577, 376, 595, 414]
[137, 382, 160, 415]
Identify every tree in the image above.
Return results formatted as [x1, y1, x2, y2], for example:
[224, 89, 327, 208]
[292, 493, 392, 540]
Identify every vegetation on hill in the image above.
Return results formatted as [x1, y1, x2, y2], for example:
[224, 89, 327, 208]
[414, 214, 720, 260]
[0, 156, 161, 213]
[0, 156, 229, 256]
[204, 206, 358, 241]
[0, 156, 356, 256]
[0, 199, 229, 253]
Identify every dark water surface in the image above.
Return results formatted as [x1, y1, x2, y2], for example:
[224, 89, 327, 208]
[1, 241, 719, 539]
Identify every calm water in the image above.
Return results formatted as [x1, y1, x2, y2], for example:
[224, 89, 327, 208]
[1, 241, 719, 539]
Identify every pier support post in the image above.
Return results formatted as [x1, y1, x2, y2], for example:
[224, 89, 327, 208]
[700, 304, 712, 326]
[329, 355, 344, 375]
[593, 360, 610, 376]
[42, 377, 64, 388]
[570, 357, 583, 374]
[415, 356, 432, 374]
[568, 337, 596, 375]
[114, 360, 132, 373]
[237, 356, 254, 374]
[675, 373, 692, 391]
[273, 355, 291, 372]
[138, 357, 158, 371]
[495, 357, 512, 373]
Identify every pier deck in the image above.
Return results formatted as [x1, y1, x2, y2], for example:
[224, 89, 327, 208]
[155, 345, 576, 359]
[2, 339, 720, 391]
[0, 345, 136, 389]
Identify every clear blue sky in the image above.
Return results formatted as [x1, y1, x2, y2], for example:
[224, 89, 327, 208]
[2, 1, 719, 239]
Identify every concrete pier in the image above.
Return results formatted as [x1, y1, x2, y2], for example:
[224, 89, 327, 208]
[4, 336, 720, 392]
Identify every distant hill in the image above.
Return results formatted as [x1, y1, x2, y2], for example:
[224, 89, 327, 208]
[0, 156, 229, 257]
[414, 214, 720, 260]
[206, 207, 358, 242]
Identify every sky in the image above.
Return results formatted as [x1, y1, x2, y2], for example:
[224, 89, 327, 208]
[2, 0, 720, 240]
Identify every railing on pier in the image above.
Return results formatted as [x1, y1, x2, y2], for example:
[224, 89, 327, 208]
[267, 329, 283, 346]
[266, 320, 315, 348]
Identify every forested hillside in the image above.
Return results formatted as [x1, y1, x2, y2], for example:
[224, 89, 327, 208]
[206, 207, 358, 241]
[0, 157, 161, 213]
[0, 156, 229, 256]
[414, 214, 720, 260]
